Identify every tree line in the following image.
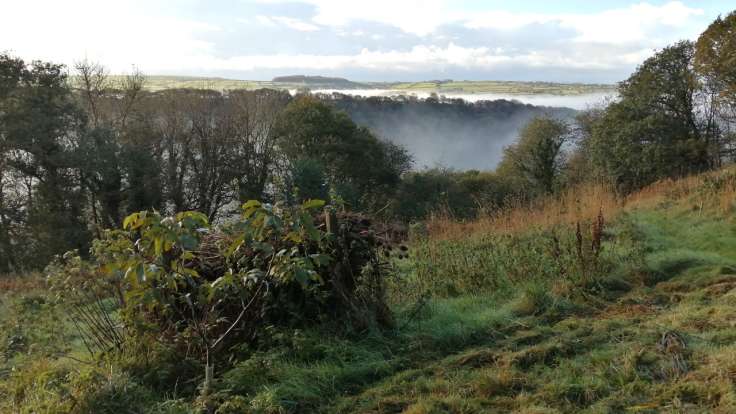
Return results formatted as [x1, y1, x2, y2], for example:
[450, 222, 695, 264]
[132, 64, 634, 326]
[0, 59, 412, 272]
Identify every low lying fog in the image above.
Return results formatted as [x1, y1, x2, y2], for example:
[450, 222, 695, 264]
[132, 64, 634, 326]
[322, 91, 609, 170]
[314, 89, 614, 111]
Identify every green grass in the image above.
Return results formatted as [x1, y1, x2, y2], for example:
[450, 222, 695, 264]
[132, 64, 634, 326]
[5, 181, 736, 412]
[323, 204, 736, 413]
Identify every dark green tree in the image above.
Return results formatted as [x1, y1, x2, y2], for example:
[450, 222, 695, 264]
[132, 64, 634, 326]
[497, 116, 570, 195]
[79, 127, 123, 229]
[119, 123, 163, 214]
[589, 41, 714, 192]
[275, 96, 411, 210]
[0, 54, 90, 263]
[290, 158, 329, 203]
[392, 168, 510, 221]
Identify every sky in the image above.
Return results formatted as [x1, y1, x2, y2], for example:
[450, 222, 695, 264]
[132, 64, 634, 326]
[1, 1, 733, 83]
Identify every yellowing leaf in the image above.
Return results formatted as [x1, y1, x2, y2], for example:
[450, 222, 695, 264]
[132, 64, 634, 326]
[123, 212, 139, 230]
[302, 199, 325, 210]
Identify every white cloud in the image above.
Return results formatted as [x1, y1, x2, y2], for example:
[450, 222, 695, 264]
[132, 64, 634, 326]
[0, 0, 715, 81]
[465, 1, 704, 44]
[169, 42, 649, 73]
[254, 15, 277, 26]
[260, 0, 704, 42]
[257, 0, 452, 36]
[0, 0, 220, 74]
[257, 15, 320, 31]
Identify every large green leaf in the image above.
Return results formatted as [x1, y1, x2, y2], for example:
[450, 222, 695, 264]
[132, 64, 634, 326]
[178, 234, 199, 251]
[301, 199, 326, 210]
[123, 212, 140, 230]
[242, 200, 262, 210]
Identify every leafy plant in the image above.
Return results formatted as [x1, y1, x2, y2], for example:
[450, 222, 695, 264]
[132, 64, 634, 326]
[49, 199, 392, 397]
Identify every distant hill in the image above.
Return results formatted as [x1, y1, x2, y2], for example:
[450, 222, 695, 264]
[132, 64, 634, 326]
[272, 75, 366, 89]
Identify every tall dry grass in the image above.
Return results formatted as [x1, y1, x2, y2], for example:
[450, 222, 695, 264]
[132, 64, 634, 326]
[627, 167, 736, 213]
[427, 183, 620, 240]
[0, 273, 45, 294]
[427, 167, 736, 241]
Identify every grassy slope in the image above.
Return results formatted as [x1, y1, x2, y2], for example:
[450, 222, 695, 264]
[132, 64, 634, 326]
[207, 197, 736, 413]
[326, 206, 736, 413]
[3, 174, 736, 413]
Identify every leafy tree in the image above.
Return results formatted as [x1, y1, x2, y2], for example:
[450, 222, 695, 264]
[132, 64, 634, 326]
[0, 55, 21, 271]
[0, 112, 22, 272]
[0, 54, 90, 264]
[379, 168, 450, 221]
[695, 11, 736, 120]
[79, 126, 124, 229]
[497, 116, 570, 195]
[290, 158, 329, 203]
[275, 96, 411, 210]
[589, 41, 714, 192]
[392, 168, 509, 221]
[120, 132, 163, 214]
[563, 108, 606, 187]
[456, 170, 512, 211]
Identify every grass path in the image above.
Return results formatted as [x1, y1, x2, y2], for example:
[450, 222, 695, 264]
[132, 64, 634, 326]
[328, 207, 736, 413]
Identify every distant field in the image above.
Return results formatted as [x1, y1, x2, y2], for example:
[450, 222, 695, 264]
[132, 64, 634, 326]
[388, 80, 616, 95]
[101, 75, 616, 95]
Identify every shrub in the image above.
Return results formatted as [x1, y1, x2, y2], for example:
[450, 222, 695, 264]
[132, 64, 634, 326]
[48, 199, 393, 396]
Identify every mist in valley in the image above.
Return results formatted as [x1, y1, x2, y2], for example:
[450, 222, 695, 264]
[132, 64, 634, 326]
[313, 89, 613, 111]
[321, 92, 583, 170]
